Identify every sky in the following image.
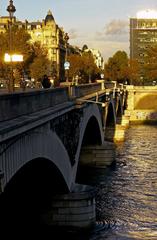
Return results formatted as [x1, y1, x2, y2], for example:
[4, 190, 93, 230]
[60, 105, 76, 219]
[1, 0, 157, 61]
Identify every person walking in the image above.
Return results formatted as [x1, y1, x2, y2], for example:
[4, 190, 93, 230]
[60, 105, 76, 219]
[41, 75, 51, 89]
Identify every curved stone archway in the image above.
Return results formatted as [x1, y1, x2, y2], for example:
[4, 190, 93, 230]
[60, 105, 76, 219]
[74, 104, 104, 167]
[104, 100, 116, 142]
[1, 157, 69, 227]
[0, 125, 72, 191]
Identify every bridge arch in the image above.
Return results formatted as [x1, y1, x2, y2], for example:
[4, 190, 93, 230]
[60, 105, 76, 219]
[135, 94, 157, 110]
[78, 104, 103, 145]
[73, 104, 104, 173]
[1, 127, 72, 191]
[104, 100, 116, 142]
[116, 97, 123, 118]
[1, 157, 68, 226]
[81, 115, 102, 146]
[105, 101, 116, 127]
[116, 96, 124, 125]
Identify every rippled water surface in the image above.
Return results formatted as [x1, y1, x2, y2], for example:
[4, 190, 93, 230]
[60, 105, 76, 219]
[90, 125, 157, 240]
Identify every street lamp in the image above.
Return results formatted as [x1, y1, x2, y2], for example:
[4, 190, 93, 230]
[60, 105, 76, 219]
[4, 53, 23, 90]
[7, 0, 16, 92]
[64, 32, 70, 83]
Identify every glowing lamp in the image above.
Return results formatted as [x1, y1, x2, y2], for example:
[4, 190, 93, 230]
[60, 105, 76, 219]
[4, 53, 23, 62]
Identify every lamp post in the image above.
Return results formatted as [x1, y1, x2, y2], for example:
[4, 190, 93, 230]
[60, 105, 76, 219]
[7, 0, 16, 92]
[64, 32, 69, 83]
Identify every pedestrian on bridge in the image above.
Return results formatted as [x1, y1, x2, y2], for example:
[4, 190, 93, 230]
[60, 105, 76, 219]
[42, 75, 51, 89]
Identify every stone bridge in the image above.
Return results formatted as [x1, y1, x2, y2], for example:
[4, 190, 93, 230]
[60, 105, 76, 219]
[126, 85, 157, 123]
[0, 82, 129, 229]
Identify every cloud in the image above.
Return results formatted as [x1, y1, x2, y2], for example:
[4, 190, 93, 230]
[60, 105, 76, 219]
[69, 19, 130, 61]
[104, 19, 129, 35]
[68, 28, 78, 39]
[94, 19, 129, 43]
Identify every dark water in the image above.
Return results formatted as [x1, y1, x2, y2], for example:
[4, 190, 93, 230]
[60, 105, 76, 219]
[89, 125, 157, 240]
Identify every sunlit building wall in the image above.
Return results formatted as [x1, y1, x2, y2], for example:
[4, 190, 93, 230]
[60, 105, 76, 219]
[90, 49, 104, 69]
[0, 11, 66, 81]
[84, 48, 104, 69]
[130, 10, 157, 79]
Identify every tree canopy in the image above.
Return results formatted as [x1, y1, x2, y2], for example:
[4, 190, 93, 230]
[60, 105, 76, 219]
[67, 51, 99, 83]
[104, 50, 140, 85]
[29, 42, 50, 82]
[104, 51, 128, 83]
[0, 28, 51, 86]
[0, 27, 31, 85]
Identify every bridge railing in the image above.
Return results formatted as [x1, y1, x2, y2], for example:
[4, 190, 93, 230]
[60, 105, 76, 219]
[0, 87, 69, 122]
[69, 83, 102, 98]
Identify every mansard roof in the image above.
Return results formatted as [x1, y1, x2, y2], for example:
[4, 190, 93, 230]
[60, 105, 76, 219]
[45, 10, 55, 23]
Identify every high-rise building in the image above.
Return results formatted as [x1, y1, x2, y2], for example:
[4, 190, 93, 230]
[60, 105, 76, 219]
[0, 10, 67, 81]
[130, 10, 157, 79]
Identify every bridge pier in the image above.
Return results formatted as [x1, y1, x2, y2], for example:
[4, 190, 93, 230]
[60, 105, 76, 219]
[79, 142, 116, 168]
[41, 184, 96, 231]
[116, 115, 130, 128]
[105, 125, 126, 143]
[105, 115, 130, 143]
[114, 124, 126, 142]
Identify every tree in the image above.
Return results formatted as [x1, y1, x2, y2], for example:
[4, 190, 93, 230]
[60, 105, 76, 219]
[67, 51, 99, 84]
[67, 54, 82, 81]
[0, 27, 31, 82]
[29, 42, 51, 84]
[104, 51, 129, 83]
[81, 51, 99, 83]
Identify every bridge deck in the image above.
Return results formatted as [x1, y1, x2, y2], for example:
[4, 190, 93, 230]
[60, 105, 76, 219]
[0, 101, 75, 143]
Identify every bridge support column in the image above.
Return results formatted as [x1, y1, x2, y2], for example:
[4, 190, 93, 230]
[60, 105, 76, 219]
[114, 124, 126, 142]
[117, 115, 130, 128]
[42, 184, 96, 231]
[79, 142, 116, 168]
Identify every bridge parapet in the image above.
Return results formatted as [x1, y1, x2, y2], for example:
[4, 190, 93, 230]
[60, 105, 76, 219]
[72, 83, 101, 98]
[0, 87, 69, 122]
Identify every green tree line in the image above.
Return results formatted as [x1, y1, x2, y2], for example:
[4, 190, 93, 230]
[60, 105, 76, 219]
[103, 47, 157, 86]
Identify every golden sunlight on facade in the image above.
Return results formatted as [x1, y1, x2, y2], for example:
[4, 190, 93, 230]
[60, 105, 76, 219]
[0, 10, 67, 81]
[130, 9, 157, 79]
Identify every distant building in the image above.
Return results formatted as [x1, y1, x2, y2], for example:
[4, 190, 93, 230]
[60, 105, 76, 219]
[130, 10, 157, 79]
[84, 48, 104, 69]
[0, 10, 67, 81]
[90, 49, 104, 69]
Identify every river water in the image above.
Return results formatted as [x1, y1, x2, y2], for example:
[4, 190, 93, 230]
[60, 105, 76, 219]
[89, 125, 157, 240]
[1, 125, 157, 238]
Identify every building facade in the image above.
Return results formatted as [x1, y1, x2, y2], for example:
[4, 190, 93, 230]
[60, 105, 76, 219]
[0, 10, 67, 82]
[89, 49, 104, 69]
[130, 10, 157, 80]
